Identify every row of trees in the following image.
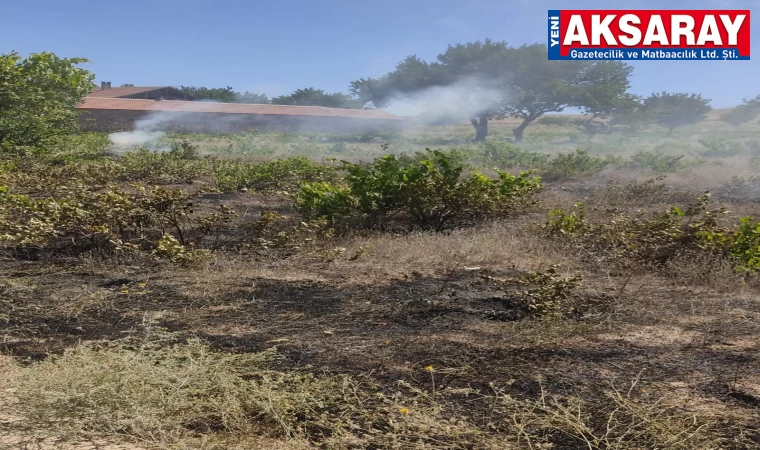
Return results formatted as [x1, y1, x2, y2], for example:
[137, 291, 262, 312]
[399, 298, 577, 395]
[181, 41, 721, 142]
[177, 86, 268, 104]
[351, 41, 635, 141]
[348, 41, 720, 141]
[177, 86, 362, 109]
[581, 92, 713, 140]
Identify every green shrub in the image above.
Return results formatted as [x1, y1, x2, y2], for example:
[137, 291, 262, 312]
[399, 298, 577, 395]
[118, 147, 210, 184]
[618, 193, 729, 262]
[395, 146, 475, 167]
[0, 184, 227, 256]
[242, 211, 334, 251]
[544, 192, 760, 273]
[628, 151, 685, 173]
[295, 149, 543, 231]
[153, 233, 211, 265]
[545, 202, 589, 235]
[483, 265, 596, 319]
[539, 149, 613, 181]
[482, 141, 549, 169]
[212, 157, 335, 192]
[292, 182, 356, 221]
[328, 141, 348, 154]
[697, 139, 747, 157]
[168, 140, 200, 160]
[730, 217, 760, 272]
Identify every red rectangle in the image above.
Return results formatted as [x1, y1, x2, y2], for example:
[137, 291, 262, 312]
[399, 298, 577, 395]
[558, 10, 750, 57]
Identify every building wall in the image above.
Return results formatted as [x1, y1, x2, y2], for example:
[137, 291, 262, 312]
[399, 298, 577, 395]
[77, 109, 403, 134]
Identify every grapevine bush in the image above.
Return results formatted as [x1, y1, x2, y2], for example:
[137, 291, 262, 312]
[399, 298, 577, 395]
[295, 149, 543, 231]
[545, 192, 760, 273]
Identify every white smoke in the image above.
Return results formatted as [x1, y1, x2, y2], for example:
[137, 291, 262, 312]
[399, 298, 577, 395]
[107, 82, 483, 151]
[108, 129, 167, 153]
[107, 111, 182, 154]
[107, 100, 251, 154]
[381, 76, 507, 125]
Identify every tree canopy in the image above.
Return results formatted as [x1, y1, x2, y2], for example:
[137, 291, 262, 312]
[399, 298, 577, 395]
[720, 94, 760, 126]
[178, 86, 361, 108]
[271, 88, 363, 109]
[178, 86, 269, 104]
[235, 91, 269, 104]
[642, 92, 712, 134]
[350, 40, 633, 142]
[0, 51, 94, 149]
[578, 93, 643, 140]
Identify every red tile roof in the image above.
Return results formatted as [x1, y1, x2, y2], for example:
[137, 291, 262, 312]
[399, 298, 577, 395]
[89, 86, 173, 98]
[77, 97, 402, 120]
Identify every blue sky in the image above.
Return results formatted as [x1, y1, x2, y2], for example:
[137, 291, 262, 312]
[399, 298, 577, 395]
[1, 0, 757, 108]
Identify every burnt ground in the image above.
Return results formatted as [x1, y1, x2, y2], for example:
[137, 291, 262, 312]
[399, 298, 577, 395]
[1, 186, 760, 449]
[3, 255, 759, 411]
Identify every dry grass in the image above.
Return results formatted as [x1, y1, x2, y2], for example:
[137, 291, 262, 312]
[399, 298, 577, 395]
[331, 217, 574, 276]
[3, 334, 748, 450]
[3, 333, 507, 449]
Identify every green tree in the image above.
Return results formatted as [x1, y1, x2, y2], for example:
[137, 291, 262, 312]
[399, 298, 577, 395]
[271, 88, 362, 109]
[235, 91, 269, 104]
[178, 85, 238, 102]
[498, 45, 632, 142]
[178, 86, 268, 104]
[720, 95, 760, 126]
[642, 92, 712, 134]
[578, 93, 643, 140]
[350, 41, 633, 142]
[0, 51, 94, 149]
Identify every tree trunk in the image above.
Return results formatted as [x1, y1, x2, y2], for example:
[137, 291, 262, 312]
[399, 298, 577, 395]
[470, 115, 488, 142]
[585, 117, 596, 142]
[512, 119, 531, 143]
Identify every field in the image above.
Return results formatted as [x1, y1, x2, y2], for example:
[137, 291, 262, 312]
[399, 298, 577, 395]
[1, 115, 760, 450]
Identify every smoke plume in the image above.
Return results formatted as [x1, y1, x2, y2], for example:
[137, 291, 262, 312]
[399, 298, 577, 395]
[107, 100, 252, 154]
[382, 76, 507, 124]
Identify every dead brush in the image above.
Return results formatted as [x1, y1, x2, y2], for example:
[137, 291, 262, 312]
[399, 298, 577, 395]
[540, 192, 760, 274]
[240, 210, 335, 256]
[598, 175, 670, 206]
[482, 265, 609, 320]
[6, 336, 508, 449]
[493, 375, 719, 450]
[662, 248, 747, 291]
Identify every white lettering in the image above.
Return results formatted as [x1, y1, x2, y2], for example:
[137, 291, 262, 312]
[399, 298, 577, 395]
[671, 15, 695, 45]
[618, 14, 641, 46]
[643, 15, 669, 45]
[720, 14, 745, 46]
[564, 15, 589, 45]
[697, 16, 722, 45]
[591, 14, 617, 45]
